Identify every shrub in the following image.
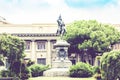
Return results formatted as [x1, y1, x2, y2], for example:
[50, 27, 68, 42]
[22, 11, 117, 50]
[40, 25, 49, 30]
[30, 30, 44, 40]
[101, 51, 120, 80]
[0, 62, 30, 80]
[0, 70, 9, 77]
[93, 66, 100, 74]
[28, 64, 49, 77]
[0, 59, 4, 66]
[10, 61, 30, 80]
[27, 60, 34, 67]
[0, 70, 15, 77]
[69, 62, 93, 78]
[20, 67, 30, 80]
[20, 62, 30, 80]
[93, 66, 102, 79]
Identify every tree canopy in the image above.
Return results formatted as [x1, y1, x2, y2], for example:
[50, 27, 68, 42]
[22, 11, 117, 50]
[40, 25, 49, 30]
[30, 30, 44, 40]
[0, 33, 25, 77]
[0, 33, 25, 61]
[63, 20, 120, 56]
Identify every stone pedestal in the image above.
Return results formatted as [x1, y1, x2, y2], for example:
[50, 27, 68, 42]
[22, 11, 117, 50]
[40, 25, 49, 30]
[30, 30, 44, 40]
[43, 40, 72, 77]
[43, 68, 69, 77]
[52, 60, 72, 68]
[52, 40, 72, 68]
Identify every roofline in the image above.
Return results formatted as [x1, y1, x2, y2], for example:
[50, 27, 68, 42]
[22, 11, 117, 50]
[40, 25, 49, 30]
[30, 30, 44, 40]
[0, 23, 58, 27]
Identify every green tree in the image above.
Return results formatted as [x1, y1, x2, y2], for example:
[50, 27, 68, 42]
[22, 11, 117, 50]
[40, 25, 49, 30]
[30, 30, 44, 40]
[0, 33, 26, 78]
[101, 51, 120, 80]
[63, 20, 120, 63]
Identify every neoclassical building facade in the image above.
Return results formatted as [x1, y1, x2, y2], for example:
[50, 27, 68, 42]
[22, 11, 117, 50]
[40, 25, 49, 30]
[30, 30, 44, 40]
[0, 22, 59, 67]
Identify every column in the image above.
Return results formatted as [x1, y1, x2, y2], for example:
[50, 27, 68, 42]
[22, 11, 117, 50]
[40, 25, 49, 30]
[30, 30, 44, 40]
[31, 39, 36, 63]
[47, 40, 51, 67]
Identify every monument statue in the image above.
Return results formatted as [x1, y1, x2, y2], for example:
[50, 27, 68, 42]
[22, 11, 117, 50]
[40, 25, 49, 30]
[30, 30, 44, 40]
[43, 15, 72, 77]
[51, 15, 71, 68]
[56, 15, 66, 36]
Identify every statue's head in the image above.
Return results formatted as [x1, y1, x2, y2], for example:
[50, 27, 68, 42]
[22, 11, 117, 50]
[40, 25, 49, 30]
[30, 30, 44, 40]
[58, 15, 62, 20]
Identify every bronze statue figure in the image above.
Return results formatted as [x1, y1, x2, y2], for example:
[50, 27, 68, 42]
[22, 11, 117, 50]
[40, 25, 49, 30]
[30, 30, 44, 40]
[56, 15, 66, 37]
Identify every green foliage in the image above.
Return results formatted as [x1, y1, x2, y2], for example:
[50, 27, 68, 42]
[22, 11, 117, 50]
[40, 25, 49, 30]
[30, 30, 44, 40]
[20, 65, 30, 80]
[0, 61, 30, 79]
[27, 60, 35, 67]
[11, 61, 30, 79]
[69, 62, 93, 77]
[92, 66, 100, 74]
[0, 33, 27, 79]
[93, 66, 102, 79]
[0, 59, 4, 66]
[28, 64, 49, 77]
[64, 20, 120, 56]
[0, 56, 4, 66]
[0, 33, 25, 61]
[0, 70, 9, 77]
[0, 70, 15, 77]
[101, 51, 120, 80]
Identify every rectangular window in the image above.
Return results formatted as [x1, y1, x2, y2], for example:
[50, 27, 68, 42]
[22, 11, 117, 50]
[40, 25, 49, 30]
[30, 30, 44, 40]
[25, 41, 31, 50]
[36, 41, 46, 50]
[37, 58, 46, 65]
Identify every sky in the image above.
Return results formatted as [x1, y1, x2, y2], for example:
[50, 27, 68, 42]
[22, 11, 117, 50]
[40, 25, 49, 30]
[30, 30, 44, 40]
[0, 0, 120, 24]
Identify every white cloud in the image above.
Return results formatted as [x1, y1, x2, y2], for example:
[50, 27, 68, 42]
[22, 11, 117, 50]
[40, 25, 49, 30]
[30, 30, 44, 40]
[68, 0, 99, 4]
[1, 0, 68, 24]
[0, 0, 120, 24]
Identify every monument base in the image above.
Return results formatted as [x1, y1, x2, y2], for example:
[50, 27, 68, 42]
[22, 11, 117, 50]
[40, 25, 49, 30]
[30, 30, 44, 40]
[52, 60, 72, 68]
[43, 68, 69, 77]
[45, 38, 72, 77]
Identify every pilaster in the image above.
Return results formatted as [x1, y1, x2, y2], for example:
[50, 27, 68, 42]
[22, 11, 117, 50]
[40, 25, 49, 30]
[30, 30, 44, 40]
[47, 40, 51, 67]
[31, 39, 36, 63]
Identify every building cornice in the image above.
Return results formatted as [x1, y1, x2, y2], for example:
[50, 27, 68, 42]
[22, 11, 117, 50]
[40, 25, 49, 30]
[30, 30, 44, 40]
[11, 33, 58, 37]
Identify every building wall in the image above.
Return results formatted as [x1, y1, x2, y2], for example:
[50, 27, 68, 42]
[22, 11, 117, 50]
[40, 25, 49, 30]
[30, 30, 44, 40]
[23, 39, 57, 66]
[17, 35, 59, 67]
[0, 23, 59, 67]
